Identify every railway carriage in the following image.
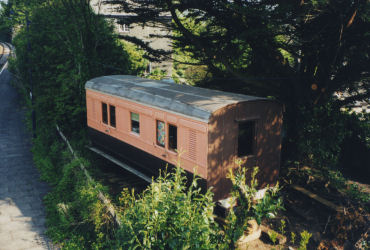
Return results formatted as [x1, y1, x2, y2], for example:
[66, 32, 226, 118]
[85, 75, 283, 200]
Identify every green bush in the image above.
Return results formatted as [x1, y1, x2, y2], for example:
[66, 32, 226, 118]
[115, 166, 221, 249]
[11, 0, 132, 138]
[120, 40, 148, 75]
[114, 162, 283, 249]
[0, 2, 12, 42]
[147, 68, 167, 80]
[223, 163, 283, 247]
[294, 103, 346, 168]
[32, 131, 284, 249]
[293, 103, 369, 172]
[30, 128, 115, 249]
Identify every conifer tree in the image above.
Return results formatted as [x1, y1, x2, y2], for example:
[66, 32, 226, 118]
[113, 0, 370, 154]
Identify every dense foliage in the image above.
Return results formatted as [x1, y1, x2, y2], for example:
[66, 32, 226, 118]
[0, 3, 12, 42]
[113, 0, 370, 169]
[224, 164, 283, 247]
[32, 134, 116, 249]
[115, 167, 220, 249]
[294, 104, 369, 173]
[32, 131, 283, 249]
[115, 0, 370, 106]
[4, 0, 368, 248]
[115, 164, 284, 249]
[9, 0, 133, 138]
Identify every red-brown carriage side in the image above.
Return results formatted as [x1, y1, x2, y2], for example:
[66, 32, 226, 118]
[85, 75, 282, 200]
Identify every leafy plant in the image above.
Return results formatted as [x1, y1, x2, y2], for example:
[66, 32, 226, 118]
[298, 230, 312, 250]
[347, 183, 370, 204]
[147, 68, 167, 80]
[223, 161, 283, 248]
[10, 0, 132, 139]
[294, 103, 347, 169]
[293, 104, 370, 175]
[120, 40, 148, 75]
[290, 232, 296, 245]
[115, 165, 221, 249]
[33, 136, 116, 249]
[268, 230, 278, 245]
[0, 2, 12, 42]
[279, 219, 286, 236]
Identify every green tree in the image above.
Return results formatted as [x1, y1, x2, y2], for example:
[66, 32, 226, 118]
[11, 0, 132, 137]
[113, 0, 370, 166]
[0, 2, 12, 42]
[9, 1, 134, 246]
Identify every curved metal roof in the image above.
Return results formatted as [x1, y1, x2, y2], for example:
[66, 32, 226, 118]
[85, 75, 265, 122]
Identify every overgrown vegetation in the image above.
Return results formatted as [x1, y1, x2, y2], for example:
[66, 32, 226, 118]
[5, 0, 140, 248]
[224, 163, 283, 247]
[31, 131, 117, 249]
[12, 1, 132, 136]
[32, 129, 284, 249]
[3, 0, 369, 248]
[290, 104, 370, 175]
[0, 3, 12, 42]
[114, 162, 285, 249]
[120, 40, 148, 76]
[115, 166, 220, 249]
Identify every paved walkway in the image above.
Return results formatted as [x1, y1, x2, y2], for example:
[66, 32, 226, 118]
[0, 45, 54, 249]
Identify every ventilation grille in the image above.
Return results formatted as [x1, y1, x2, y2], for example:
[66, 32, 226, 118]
[188, 129, 197, 161]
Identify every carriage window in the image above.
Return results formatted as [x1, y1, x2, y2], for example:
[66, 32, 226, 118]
[109, 105, 116, 127]
[238, 121, 256, 157]
[156, 120, 165, 147]
[168, 124, 177, 151]
[102, 103, 108, 124]
[131, 112, 140, 134]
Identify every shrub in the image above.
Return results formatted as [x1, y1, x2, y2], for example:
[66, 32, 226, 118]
[115, 166, 221, 249]
[30, 130, 116, 249]
[121, 40, 148, 75]
[11, 0, 132, 138]
[223, 163, 283, 247]
[293, 103, 369, 173]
